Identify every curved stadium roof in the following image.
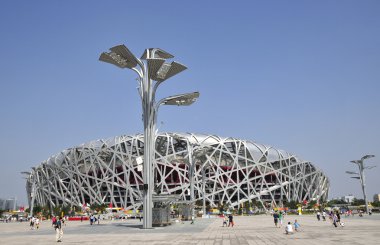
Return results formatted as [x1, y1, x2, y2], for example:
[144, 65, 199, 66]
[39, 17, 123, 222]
[26, 132, 329, 211]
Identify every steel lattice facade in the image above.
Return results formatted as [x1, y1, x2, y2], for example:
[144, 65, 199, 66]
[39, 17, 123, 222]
[26, 133, 329, 211]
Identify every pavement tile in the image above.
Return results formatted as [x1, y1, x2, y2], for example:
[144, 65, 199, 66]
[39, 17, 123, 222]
[1, 214, 380, 244]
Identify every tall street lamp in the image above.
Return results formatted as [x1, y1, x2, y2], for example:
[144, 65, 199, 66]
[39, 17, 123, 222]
[346, 154, 376, 214]
[99, 44, 199, 229]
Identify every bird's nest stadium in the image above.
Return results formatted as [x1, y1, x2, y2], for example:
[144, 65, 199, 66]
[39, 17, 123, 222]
[25, 133, 329, 211]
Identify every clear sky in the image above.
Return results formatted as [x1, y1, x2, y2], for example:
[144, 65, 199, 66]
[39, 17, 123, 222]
[0, 1, 379, 206]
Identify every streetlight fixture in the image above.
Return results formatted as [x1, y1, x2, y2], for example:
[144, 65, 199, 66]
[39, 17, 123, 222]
[347, 154, 376, 214]
[99, 44, 199, 229]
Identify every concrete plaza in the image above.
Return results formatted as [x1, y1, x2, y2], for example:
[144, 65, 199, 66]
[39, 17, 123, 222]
[1, 214, 379, 245]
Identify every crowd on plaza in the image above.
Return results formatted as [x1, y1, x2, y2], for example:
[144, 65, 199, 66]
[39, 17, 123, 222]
[17, 207, 375, 243]
[268, 208, 357, 235]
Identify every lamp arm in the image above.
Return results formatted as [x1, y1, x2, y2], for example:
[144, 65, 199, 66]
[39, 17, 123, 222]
[152, 80, 164, 103]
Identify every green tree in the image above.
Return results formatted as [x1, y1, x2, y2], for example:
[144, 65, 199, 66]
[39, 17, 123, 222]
[61, 205, 71, 216]
[218, 203, 225, 214]
[285, 200, 298, 209]
[33, 205, 42, 215]
[41, 205, 50, 218]
[52, 206, 61, 216]
[327, 199, 347, 207]
[351, 198, 365, 206]
[98, 203, 107, 214]
[371, 201, 380, 207]
[307, 200, 317, 209]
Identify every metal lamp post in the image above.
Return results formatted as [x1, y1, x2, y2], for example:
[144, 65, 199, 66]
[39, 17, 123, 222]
[22, 170, 36, 217]
[99, 44, 199, 229]
[346, 154, 376, 214]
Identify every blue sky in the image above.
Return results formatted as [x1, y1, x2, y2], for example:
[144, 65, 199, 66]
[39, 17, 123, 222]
[0, 1, 379, 206]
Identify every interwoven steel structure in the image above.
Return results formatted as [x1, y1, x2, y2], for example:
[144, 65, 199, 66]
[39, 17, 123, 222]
[26, 133, 329, 211]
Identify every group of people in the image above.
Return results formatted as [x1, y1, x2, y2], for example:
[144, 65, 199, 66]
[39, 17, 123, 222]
[29, 216, 40, 230]
[89, 214, 100, 225]
[316, 211, 326, 221]
[316, 210, 345, 227]
[222, 214, 234, 227]
[285, 220, 300, 234]
[272, 211, 284, 228]
[272, 211, 300, 235]
[326, 210, 345, 227]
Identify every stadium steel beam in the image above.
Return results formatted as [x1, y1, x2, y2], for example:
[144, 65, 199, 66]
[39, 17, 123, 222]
[348, 154, 376, 214]
[99, 45, 199, 229]
[26, 133, 329, 216]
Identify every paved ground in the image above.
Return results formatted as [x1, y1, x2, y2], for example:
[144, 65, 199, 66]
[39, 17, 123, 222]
[1, 214, 379, 244]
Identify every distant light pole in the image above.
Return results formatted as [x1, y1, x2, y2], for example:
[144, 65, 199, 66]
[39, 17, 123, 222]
[346, 154, 376, 214]
[22, 171, 35, 217]
[99, 45, 199, 229]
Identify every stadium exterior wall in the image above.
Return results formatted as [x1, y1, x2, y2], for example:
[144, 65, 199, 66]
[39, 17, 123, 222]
[25, 133, 329, 211]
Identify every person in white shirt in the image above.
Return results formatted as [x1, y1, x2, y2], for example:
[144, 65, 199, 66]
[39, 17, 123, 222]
[285, 222, 293, 234]
[322, 211, 327, 221]
[35, 218, 40, 229]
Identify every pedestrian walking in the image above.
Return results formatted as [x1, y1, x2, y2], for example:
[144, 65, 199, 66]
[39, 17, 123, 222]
[35, 218, 40, 229]
[222, 216, 228, 227]
[55, 216, 63, 242]
[316, 211, 321, 221]
[278, 211, 283, 228]
[228, 214, 234, 227]
[52, 216, 57, 227]
[336, 211, 341, 224]
[273, 212, 279, 228]
[332, 213, 338, 227]
[29, 216, 35, 230]
[190, 215, 195, 224]
[294, 219, 300, 231]
[322, 211, 326, 221]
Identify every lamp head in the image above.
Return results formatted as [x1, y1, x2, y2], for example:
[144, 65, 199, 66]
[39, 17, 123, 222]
[345, 171, 359, 175]
[161, 92, 199, 106]
[362, 155, 375, 160]
[99, 44, 138, 69]
[153, 61, 187, 82]
[140, 48, 174, 59]
[350, 160, 361, 164]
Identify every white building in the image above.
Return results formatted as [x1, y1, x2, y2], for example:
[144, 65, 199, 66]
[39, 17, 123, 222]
[0, 198, 17, 211]
[342, 194, 355, 203]
[373, 194, 380, 202]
